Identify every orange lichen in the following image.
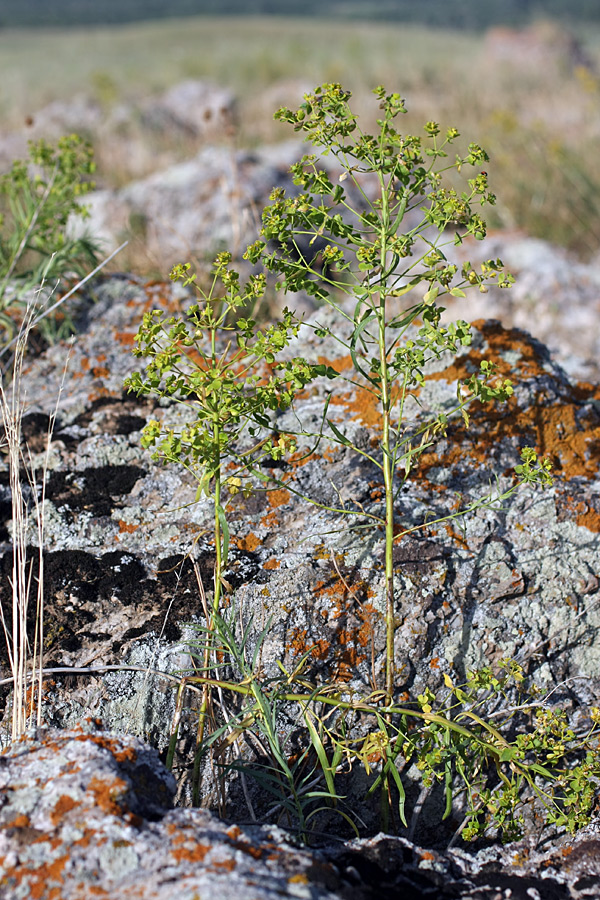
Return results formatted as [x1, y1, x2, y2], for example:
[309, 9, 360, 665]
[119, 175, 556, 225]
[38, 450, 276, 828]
[235, 843, 263, 860]
[444, 524, 469, 549]
[561, 496, 600, 533]
[263, 558, 280, 570]
[87, 776, 128, 816]
[6, 813, 31, 829]
[238, 532, 261, 553]
[91, 366, 110, 379]
[118, 521, 139, 534]
[293, 572, 379, 680]
[322, 321, 600, 493]
[418, 321, 600, 484]
[68, 733, 138, 766]
[329, 385, 381, 429]
[267, 488, 290, 508]
[170, 836, 210, 864]
[317, 354, 354, 375]
[4, 854, 69, 900]
[50, 795, 77, 825]
[210, 859, 237, 872]
[114, 331, 137, 347]
[260, 510, 280, 528]
[286, 448, 313, 469]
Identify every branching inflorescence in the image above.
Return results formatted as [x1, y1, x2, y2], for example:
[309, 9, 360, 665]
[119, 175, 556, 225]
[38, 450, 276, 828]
[127, 84, 597, 843]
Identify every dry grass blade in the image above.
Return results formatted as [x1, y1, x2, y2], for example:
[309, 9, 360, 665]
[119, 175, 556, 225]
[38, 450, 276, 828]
[0, 288, 74, 740]
[0, 302, 38, 738]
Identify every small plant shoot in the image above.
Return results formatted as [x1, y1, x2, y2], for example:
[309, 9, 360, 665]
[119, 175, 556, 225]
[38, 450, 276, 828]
[0, 135, 100, 345]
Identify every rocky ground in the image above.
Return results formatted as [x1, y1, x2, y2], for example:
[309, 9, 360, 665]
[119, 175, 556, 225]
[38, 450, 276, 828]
[1, 726, 600, 899]
[0, 267, 598, 894]
[1, 78, 600, 897]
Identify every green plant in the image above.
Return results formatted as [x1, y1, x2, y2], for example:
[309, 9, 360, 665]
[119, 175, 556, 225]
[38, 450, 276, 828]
[125, 255, 325, 802]
[127, 84, 599, 842]
[0, 135, 100, 344]
[249, 83, 551, 699]
[184, 615, 600, 841]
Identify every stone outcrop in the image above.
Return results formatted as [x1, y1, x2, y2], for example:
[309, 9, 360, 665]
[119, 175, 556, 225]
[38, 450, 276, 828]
[1, 726, 600, 899]
[0, 726, 353, 900]
[0, 255, 598, 892]
[73, 141, 306, 268]
[484, 22, 596, 75]
[69, 139, 391, 279]
[0, 80, 238, 189]
[445, 231, 600, 382]
[0, 271, 599, 815]
[72, 153, 600, 382]
[139, 80, 236, 138]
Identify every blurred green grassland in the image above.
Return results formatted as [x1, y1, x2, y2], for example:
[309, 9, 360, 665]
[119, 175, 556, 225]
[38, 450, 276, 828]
[1, 15, 600, 262]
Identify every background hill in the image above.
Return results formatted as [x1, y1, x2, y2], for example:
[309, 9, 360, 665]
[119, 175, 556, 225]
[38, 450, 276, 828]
[2, 0, 600, 29]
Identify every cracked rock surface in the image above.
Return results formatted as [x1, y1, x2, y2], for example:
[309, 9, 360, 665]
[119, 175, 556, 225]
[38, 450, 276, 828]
[0, 727, 599, 900]
[0, 271, 599, 875]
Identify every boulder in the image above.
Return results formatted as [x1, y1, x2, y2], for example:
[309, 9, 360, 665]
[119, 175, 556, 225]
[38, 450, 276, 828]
[483, 22, 596, 75]
[70, 140, 391, 273]
[1, 272, 599, 833]
[0, 96, 104, 175]
[139, 80, 236, 138]
[70, 147, 600, 382]
[1, 726, 599, 899]
[445, 231, 600, 382]
[0, 726, 352, 900]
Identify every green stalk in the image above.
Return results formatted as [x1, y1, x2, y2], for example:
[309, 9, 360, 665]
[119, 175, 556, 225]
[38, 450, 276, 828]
[193, 428, 222, 806]
[213, 447, 223, 613]
[185, 674, 515, 761]
[377, 170, 396, 703]
[381, 341, 395, 702]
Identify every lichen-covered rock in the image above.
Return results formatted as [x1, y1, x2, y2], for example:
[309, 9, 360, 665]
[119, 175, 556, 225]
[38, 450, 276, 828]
[68, 142, 307, 267]
[139, 80, 236, 138]
[0, 727, 598, 900]
[71, 140, 391, 273]
[445, 231, 600, 382]
[0, 727, 353, 900]
[1, 272, 600, 825]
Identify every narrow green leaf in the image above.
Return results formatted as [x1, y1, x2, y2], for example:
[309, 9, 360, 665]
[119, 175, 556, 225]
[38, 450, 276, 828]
[385, 759, 407, 827]
[327, 418, 351, 447]
[303, 710, 337, 799]
[217, 503, 230, 566]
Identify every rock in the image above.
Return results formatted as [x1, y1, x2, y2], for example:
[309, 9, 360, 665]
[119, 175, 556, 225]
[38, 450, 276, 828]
[24, 96, 104, 140]
[68, 137, 600, 379]
[0, 726, 352, 900]
[70, 139, 388, 274]
[0, 726, 599, 899]
[444, 230, 600, 382]
[1, 272, 599, 836]
[140, 80, 236, 138]
[0, 96, 104, 173]
[0, 81, 236, 188]
[69, 142, 306, 267]
[483, 22, 596, 75]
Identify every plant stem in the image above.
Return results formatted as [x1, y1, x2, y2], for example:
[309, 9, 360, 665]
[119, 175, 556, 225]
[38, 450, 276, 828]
[213, 446, 222, 614]
[378, 171, 396, 702]
[381, 337, 395, 702]
[193, 430, 222, 806]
